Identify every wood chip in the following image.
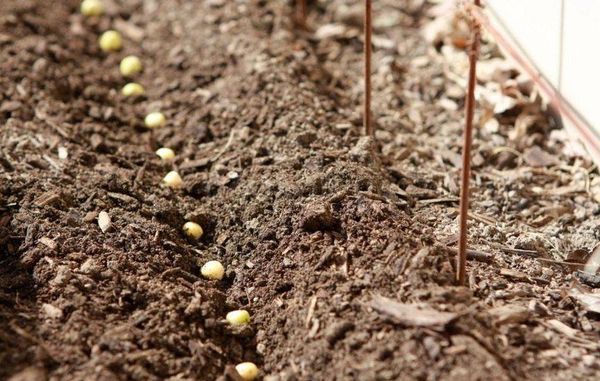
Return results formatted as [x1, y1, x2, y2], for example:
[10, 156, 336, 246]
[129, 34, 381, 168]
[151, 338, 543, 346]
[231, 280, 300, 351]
[370, 295, 458, 328]
[179, 158, 211, 171]
[107, 192, 138, 205]
[523, 146, 559, 167]
[569, 288, 600, 314]
[499, 268, 530, 282]
[405, 185, 437, 199]
[314, 23, 347, 40]
[34, 191, 61, 207]
[419, 197, 459, 205]
[113, 19, 145, 42]
[305, 296, 317, 328]
[487, 304, 530, 326]
[448, 247, 495, 263]
[39, 237, 57, 250]
[545, 319, 579, 338]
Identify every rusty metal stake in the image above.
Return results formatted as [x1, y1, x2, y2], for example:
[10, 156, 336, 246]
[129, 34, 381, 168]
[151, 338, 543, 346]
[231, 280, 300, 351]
[364, 0, 373, 136]
[457, 0, 481, 285]
[297, 0, 307, 27]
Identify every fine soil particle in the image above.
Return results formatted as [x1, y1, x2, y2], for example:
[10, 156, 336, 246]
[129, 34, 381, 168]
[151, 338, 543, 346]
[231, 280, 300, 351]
[1, 0, 599, 380]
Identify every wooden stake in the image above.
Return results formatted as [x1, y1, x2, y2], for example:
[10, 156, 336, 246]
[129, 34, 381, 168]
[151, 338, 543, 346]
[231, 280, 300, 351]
[364, 0, 373, 136]
[457, 0, 481, 285]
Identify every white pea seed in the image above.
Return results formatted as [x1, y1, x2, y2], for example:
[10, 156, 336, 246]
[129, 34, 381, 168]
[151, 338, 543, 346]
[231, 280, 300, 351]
[81, 0, 104, 17]
[162, 171, 183, 189]
[122, 83, 145, 97]
[183, 221, 203, 240]
[119, 55, 143, 77]
[235, 362, 259, 381]
[155, 147, 175, 160]
[144, 112, 166, 129]
[99, 30, 122, 52]
[226, 310, 250, 326]
[201, 260, 225, 280]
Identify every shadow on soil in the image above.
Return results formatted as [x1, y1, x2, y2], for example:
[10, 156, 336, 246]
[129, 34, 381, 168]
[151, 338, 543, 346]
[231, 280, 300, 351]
[0, 206, 45, 379]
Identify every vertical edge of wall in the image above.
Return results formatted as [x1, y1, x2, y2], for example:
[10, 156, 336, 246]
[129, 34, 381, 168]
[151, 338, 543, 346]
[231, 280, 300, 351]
[482, 2, 600, 166]
[560, 1, 600, 148]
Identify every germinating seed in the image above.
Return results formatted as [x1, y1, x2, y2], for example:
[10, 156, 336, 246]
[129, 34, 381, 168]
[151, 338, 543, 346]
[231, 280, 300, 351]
[162, 171, 183, 189]
[81, 0, 104, 17]
[122, 83, 145, 97]
[99, 30, 122, 52]
[226, 310, 250, 325]
[201, 260, 225, 280]
[119, 55, 143, 77]
[235, 362, 259, 381]
[144, 112, 166, 129]
[155, 147, 175, 160]
[183, 222, 203, 240]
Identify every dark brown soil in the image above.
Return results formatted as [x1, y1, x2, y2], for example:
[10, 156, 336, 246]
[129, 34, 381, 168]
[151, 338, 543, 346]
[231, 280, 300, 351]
[1, 1, 599, 380]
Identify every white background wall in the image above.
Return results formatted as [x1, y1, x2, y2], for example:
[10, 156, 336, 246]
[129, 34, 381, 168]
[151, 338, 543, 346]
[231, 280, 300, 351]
[486, 0, 600, 155]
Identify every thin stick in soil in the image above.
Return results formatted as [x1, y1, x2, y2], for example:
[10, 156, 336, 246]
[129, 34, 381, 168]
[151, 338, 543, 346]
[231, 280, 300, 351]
[364, 0, 373, 136]
[297, 0, 307, 28]
[457, 0, 481, 285]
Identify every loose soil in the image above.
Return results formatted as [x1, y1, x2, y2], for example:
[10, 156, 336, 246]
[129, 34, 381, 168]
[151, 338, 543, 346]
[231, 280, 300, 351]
[1, 1, 599, 380]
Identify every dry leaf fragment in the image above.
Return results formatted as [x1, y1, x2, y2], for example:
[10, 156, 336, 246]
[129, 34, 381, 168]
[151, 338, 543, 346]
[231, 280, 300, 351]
[546, 319, 579, 338]
[570, 288, 600, 314]
[476, 57, 514, 83]
[314, 24, 347, 40]
[523, 146, 558, 167]
[370, 295, 458, 328]
[510, 112, 538, 141]
[39, 237, 57, 250]
[113, 19, 145, 42]
[98, 211, 111, 233]
[499, 268, 530, 282]
[584, 244, 600, 275]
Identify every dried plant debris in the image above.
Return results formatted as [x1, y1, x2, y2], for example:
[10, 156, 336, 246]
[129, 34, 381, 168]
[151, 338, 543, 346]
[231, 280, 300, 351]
[570, 288, 600, 315]
[370, 295, 459, 328]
